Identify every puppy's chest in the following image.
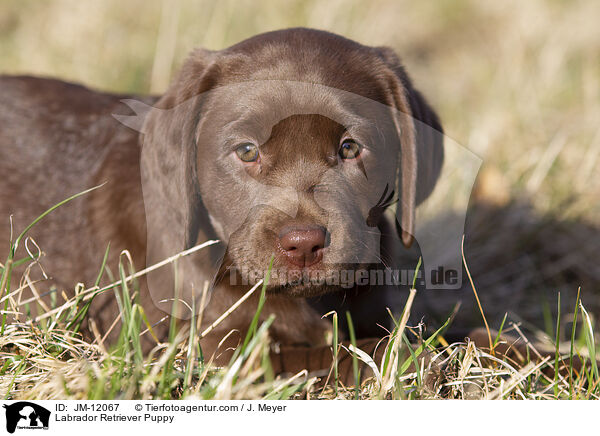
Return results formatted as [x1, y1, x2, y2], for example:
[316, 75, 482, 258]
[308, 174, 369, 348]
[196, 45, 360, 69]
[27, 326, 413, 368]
[261, 296, 333, 347]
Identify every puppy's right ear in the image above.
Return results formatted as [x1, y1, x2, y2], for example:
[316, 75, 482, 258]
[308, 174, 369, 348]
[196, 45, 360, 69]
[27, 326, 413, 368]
[141, 48, 218, 253]
[140, 49, 221, 317]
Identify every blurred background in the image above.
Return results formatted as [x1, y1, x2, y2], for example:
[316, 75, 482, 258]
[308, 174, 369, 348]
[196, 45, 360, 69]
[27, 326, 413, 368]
[1, 0, 599, 332]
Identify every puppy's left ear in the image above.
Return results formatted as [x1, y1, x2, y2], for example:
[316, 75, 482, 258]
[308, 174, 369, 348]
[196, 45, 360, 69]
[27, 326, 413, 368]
[374, 47, 444, 247]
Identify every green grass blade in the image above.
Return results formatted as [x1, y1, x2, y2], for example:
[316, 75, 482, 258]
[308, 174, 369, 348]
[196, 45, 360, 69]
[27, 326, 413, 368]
[346, 311, 360, 399]
[493, 313, 508, 348]
[332, 311, 339, 396]
[554, 292, 561, 398]
[398, 317, 451, 376]
[569, 287, 581, 399]
[240, 256, 273, 353]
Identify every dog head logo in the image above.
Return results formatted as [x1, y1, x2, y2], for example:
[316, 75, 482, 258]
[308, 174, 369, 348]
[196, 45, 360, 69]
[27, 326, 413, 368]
[3, 402, 50, 433]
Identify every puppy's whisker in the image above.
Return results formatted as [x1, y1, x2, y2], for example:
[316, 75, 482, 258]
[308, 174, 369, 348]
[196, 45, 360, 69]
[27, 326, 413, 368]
[352, 237, 389, 269]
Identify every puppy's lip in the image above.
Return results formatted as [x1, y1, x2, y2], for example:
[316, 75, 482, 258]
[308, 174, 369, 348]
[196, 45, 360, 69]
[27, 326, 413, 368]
[281, 265, 323, 277]
[272, 266, 334, 289]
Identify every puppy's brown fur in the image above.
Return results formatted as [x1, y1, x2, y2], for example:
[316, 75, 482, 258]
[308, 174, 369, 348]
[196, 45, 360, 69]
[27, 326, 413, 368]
[0, 29, 443, 375]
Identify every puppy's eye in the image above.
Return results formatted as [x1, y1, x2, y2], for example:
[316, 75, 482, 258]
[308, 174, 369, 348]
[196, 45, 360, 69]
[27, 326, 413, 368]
[235, 143, 259, 162]
[339, 139, 362, 160]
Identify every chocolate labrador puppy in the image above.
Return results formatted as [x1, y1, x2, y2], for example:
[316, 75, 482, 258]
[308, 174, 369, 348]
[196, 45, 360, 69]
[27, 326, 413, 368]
[0, 28, 443, 378]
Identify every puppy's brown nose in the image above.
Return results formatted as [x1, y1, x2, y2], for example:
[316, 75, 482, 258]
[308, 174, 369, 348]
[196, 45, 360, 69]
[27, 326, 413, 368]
[277, 226, 327, 267]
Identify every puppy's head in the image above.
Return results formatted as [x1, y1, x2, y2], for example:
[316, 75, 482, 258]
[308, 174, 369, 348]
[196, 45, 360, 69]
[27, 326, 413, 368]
[141, 28, 443, 301]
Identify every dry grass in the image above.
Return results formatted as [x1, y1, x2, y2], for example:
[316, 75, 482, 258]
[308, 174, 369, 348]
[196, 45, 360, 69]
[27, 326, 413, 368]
[2, 258, 598, 400]
[1, 230, 598, 400]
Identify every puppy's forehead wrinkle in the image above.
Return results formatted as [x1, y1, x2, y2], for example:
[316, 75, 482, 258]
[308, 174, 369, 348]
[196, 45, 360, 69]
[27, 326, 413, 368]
[271, 113, 342, 138]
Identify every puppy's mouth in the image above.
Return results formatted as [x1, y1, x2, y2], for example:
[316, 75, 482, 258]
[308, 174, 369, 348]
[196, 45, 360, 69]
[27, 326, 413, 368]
[226, 257, 366, 298]
[272, 280, 341, 298]
[265, 266, 349, 297]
